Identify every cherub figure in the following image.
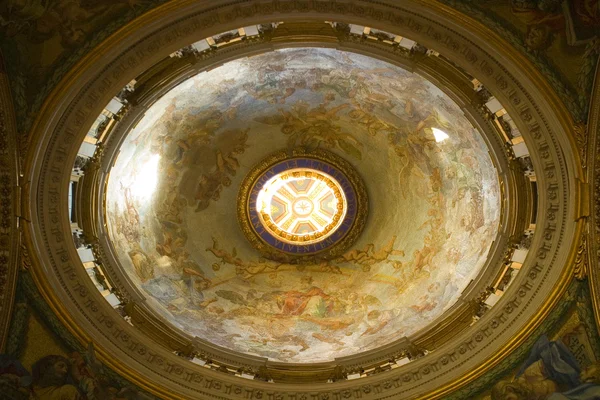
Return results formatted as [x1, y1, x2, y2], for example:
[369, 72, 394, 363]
[206, 237, 244, 266]
[336, 236, 405, 271]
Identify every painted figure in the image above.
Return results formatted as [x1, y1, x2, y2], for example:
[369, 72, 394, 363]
[0, 355, 31, 398]
[276, 287, 332, 316]
[31, 355, 81, 400]
[491, 335, 600, 400]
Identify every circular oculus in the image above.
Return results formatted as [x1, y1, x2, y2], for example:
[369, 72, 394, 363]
[239, 150, 368, 261]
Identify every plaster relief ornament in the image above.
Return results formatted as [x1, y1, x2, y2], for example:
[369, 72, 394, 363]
[239, 149, 367, 262]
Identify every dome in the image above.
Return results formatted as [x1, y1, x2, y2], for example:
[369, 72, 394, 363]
[104, 48, 500, 363]
[12, 2, 589, 398]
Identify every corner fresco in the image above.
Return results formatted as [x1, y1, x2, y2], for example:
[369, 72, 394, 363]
[0, 275, 157, 400]
[440, 0, 600, 121]
[105, 48, 500, 363]
[489, 335, 600, 399]
[0, 0, 169, 134]
[0, 348, 155, 400]
[464, 282, 600, 400]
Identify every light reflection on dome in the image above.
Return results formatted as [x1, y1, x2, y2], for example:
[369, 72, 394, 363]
[255, 168, 346, 245]
[432, 127, 450, 143]
[129, 154, 160, 200]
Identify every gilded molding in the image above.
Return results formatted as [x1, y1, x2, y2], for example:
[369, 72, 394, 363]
[87, 22, 521, 379]
[587, 54, 600, 334]
[0, 52, 19, 352]
[21, 1, 582, 399]
[574, 233, 589, 281]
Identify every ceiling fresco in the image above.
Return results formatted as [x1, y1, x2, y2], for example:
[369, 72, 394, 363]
[105, 48, 500, 363]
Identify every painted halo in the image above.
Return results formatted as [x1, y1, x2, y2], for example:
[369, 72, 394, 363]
[238, 149, 368, 261]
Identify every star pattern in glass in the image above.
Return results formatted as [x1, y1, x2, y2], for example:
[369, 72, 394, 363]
[255, 169, 346, 245]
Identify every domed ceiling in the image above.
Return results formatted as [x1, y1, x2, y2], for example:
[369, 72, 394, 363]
[105, 48, 500, 363]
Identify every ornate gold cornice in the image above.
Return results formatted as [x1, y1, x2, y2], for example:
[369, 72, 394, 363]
[20, 1, 583, 399]
[78, 24, 522, 386]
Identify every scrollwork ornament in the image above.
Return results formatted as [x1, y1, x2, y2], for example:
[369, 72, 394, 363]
[574, 232, 589, 280]
[574, 122, 588, 169]
[19, 244, 32, 271]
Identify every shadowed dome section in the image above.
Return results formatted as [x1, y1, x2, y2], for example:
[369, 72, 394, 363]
[105, 48, 500, 363]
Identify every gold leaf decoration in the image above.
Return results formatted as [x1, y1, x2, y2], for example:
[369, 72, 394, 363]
[574, 233, 588, 280]
[574, 122, 588, 169]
